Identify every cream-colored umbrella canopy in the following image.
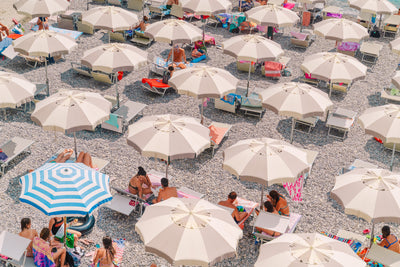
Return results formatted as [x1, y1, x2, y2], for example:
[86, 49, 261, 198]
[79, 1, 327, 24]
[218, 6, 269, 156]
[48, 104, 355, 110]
[390, 37, 400, 55]
[313, 18, 369, 42]
[260, 82, 334, 143]
[392, 71, 400, 89]
[223, 138, 310, 186]
[349, 0, 397, 14]
[301, 52, 367, 83]
[0, 71, 36, 108]
[254, 233, 367, 267]
[81, 43, 148, 73]
[180, 0, 232, 15]
[13, 0, 70, 17]
[135, 197, 243, 267]
[12, 30, 77, 96]
[358, 104, 400, 170]
[144, 19, 202, 44]
[82, 6, 139, 31]
[297, 0, 325, 3]
[245, 5, 300, 27]
[331, 168, 400, 224]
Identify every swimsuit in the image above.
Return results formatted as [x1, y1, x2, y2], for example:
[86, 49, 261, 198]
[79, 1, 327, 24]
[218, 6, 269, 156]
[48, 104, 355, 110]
[51, 218, 63, 235]
[384, 236, 398, 249]
[129, 183, 138, 191]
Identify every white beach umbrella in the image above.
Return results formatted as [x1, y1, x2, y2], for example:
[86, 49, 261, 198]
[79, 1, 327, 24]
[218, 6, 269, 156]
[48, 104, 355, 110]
[313, 18, 369, 42]
[180, 0, 232, 15]
[254, 233, 367, 266]
[127, 114, 210, 177]
[13, 0, 70, 17]
[300, 52, 367, 96]
[0, 71, 36, 109]
[358, 104, 400, 170]
[222, 35, 284, 95]
[245, 5, 300, 27]
[349, 0, 397, 15]
[223, 137, 309, 205]
[81, 43, 148, 108]
[31, 90, 112, 157]
[144, 19, 202, 44]
[168, 66, 239, 124]
[135, 197, 243, 267]
[297, 0, 325, 3]
[390, 37, 400, 55]
[12, 30, 77, 96]
[260, 82, 334, 142]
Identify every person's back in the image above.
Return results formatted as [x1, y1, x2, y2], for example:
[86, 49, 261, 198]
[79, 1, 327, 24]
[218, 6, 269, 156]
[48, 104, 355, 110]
[19, 218, 38, 257]
[218, 192, 248, 223]
[162, 66, 174, 84]
[153, 178, 177, 203]
[380, 226, 400, 253]
[94, 236, 115, 267]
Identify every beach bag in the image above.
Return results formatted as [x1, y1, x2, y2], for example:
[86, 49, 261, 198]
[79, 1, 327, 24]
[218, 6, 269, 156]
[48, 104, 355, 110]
[66, 248, 82, 267]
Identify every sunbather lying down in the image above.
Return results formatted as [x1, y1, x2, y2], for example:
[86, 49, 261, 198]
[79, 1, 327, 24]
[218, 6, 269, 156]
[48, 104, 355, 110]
[166, 45, 188, 69]
[51, 149, 96, 168]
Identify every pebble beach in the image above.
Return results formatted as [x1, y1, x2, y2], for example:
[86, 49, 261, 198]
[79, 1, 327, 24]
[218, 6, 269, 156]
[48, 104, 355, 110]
[0, 0, 400, 266]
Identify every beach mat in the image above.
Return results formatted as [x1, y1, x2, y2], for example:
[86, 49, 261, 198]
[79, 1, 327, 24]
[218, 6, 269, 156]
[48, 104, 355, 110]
[112, 238, 126, 267]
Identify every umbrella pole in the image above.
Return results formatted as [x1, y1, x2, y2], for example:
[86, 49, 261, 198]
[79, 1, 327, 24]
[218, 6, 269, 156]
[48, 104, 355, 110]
[165, 159, 169, 179]
[203, 21, 206, 44]
[201, 98, 205, 124]
[260, 184, 264, 208]
[73, 132, 78, 159]
[115, 77, 120, 109]
[246, 62, 251, 97]
[390, 143, 396, 171]
[329, 81, 332, 97]
[290, 117, 295, 143]
[45, 57, 49, 96]
[370, 220, 375, 248]
[63, 217, 67, 247]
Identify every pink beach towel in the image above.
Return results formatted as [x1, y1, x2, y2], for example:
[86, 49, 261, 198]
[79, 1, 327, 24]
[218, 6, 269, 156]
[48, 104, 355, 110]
[283, 175, 305, 202]
[290, 31, 308, 41]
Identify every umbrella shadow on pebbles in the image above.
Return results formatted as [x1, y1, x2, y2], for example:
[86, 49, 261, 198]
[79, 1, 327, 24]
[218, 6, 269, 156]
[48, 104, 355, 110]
[364, 139, 398, 167]
[0, 57, 40, 75]
[60, 69, 93, 88]
[5, 174, 23, 203]
[123, 82, 181, 104]
[367, 92, 385, 107]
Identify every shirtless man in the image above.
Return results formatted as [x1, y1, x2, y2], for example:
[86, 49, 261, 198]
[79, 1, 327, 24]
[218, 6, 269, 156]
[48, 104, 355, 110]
[153, 178, 177, 203]
[166, 45, 188, 69]
[218, 192, 248, 224]
[18, 218, 38, 257]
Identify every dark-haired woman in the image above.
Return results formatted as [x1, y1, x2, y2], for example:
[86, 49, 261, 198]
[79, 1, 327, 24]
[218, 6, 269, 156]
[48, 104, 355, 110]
[93, 236, 116, 267]
[128, 166, 152, 199]
[267, 190, 290, 216]
[18, 218, 38, 257]
[379, 225, 400, 253]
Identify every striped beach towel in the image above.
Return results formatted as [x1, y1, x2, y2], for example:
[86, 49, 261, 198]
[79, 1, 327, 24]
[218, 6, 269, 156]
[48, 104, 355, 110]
[112, 239, 126, 267]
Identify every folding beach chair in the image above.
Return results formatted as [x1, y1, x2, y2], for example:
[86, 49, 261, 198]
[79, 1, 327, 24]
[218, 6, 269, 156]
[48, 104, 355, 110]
[141, 78, 173, 96]
[71, 62, 92, 77]
[209, 121, 232, 156]
[0, 137, 34, 176]
[0, 231, 33, 267]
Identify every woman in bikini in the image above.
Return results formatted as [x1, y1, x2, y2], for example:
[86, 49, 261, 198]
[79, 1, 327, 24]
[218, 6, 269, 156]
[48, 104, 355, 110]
[128, 166, 153, 199]
[267, 190, 290, 216]
[93, 236, 116, 267]
[18, 218, 38, 257]
[379, 226, 400, 253]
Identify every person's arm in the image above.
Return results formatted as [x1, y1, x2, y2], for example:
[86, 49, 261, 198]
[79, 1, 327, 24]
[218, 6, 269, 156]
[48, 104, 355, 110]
[166, 50, 172, 62]
[48, 219, 54, 235]
[154, 190, 163, 203]
[144, 175, 152, 188]
[182, 49, 187, 63]
[93, 249, 101, 265]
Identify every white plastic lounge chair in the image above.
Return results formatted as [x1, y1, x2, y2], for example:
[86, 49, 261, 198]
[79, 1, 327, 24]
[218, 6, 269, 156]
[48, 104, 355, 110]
[239, 92, 265, 118]
[235, 197, 259, 230]
[0, 137, 34, 176]
[148, 169, 174, 186]
[177, 186, 205, 199]
[141, 78, 173, 97]
[360, 42, 383, 64]
[130, 31, 153, 47]
[252, 212, 302, 244]
[19, 54, 46, 68]
[71, 62, 92, 77]
[101, 100, 147, 133]
[326, 108, 357, 140]
[209, 122, 232, 156]
[381, 88, 400, 104]
[128, 0, 144, 10]
[105, 186, 146, 216]
[290, 32, 312, 49]
[0, 231, 32, 267]
[92, 71, 116, 84]
[330, 81, 351, 96]
[149, 5, 170, 20]
[366, 243, 400, 267]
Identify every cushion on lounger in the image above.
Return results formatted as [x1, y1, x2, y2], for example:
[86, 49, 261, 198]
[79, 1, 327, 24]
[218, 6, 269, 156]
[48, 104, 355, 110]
[209, 125, 229, 145]
[142, 78, 170, 88]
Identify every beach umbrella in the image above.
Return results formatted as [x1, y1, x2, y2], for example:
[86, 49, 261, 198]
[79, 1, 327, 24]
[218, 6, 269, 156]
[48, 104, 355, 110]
[0, 71, 36, 109]
[223, 137, 309, 205]
[13, 0, 70, 17]
[254, 233, 366, 266]
[144, 19, 202, 62]
[358, 104, 400, 171]
[222, 35, 284, 96]
[313, 18, 369, 42]
[300, 52, 367, 96]
[82, 6, 139, 42]
[127, 114, 210, 177]
[349, 0, 397, 27]
[20, 162, 112, 244]
[12, 30, 77, 96]
[392, 71, 400, 89]
[31, 90, 112, 158]
[260, 82, 333, 143]
[331, 168, 400, 246]
[135, 197, 243, 266]
[168, 66, 239, 124]
[245, 5, 300, 28]
[81, 43, 148, 108]
[390, 37, 400, 55]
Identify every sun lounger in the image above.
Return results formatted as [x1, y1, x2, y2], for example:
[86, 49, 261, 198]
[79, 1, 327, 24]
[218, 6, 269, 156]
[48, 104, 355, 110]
[252, 212, 302, 244]
[383, 15, 400, 38]
[337, 229, 368, 245]
[170, 4, 184, 19]
[92, 71, 116, 84]
[357, 12, 372, 29]
[237, 60, 255, 73]
[330, 82, 351, 96]
[239, 92, 265, 118]
[234, 197, 259, 230]
[0, 137, 34, 177]
[326, 108, 357, 140]
[177, 186, 205, 199]
[127, 0, 144, 10]
[293, 116, 319, 136]
[149, 5, 170, 20]
[299, 73, 320, 87]
[109, 31, 127, 42]
[366, 243, 400, 267]
[19, 54, 46, 68]
[360, 42, 383, 64]
[209, 121, 232, 156]
[381, 88, 400, 104]
[322, 6, 342, 20]
[101, 100, 147, 133]
[76, 21, 94, 35]
[290, 31, 312, 48]
[141, 78, 173, 96]
[261, 61, 284, 79]
[150, 57, 169, 76]
[105, 187, 146, 216]
[206, 15, 221, 28]
[148, 169, 174, 186]
[130, 30, 153, 47]
[47, 149, 110, 172]
[0, 231, 33, 267]
[71, 62, 92, 77]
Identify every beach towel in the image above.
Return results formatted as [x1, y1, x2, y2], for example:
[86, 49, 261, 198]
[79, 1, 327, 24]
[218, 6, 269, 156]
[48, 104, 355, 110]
[290, 31, 308, 41]
[229, 13, 247, 32]
[31, 25, 83, 39]
[326, 12, 342, 18]
[191, 54, 206, 63]
[221, 93, 241, 105]
[302, 11, 311, 27]
[142, 78, 170, 88]
[264, 61, 283, 77]
[0, 37, 12, 54]
[320, 232, 362, 253]
[283, 174, 306, 202]
[112, 239, 125, 267]
[209, 125, 229, 145]
[337, 42, 360, 52]
[304, 73, 316, 79]
[215, 14, 229, 28]
[283, 3, 295, 9]
[104, 113, 119, 129]
[32, 237, 56, 267]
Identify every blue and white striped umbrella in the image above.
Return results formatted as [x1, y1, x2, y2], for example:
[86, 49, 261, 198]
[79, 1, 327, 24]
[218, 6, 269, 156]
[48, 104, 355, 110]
[19, 163, 112, 216]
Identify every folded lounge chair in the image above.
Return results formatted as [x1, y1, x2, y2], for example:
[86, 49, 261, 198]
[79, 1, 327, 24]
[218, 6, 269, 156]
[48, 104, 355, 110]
[149, 5, 171, 20]
[92, 71, 116, 84]
[360, 42, 383, 64]
[209, 121, 232, 156]
[0, 231, 34, 267]
[0, 137, 34, 177]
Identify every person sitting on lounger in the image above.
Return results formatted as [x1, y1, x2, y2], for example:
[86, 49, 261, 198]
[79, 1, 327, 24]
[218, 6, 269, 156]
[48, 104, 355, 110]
[255, 201, 281, 237]
[93, 236, 116, 267]
[267, 190, 290, 216]
[162, 66, 174, 84]
[51, 149, 73, 163]
[37, 17, 49, 30]
[379, 225, 400, 253]
[49, 217, 82, 250]
[129, 166, 153, 200]
[218, 192, 248, 224]
[33, 228, 67, 267]
[0, 23, 9, 42]
[166, 44, 188, 69]
[137, 16, 149, 32]
[153, 178, 177, 204]
[50, 149, 95, 168]
[19, 218, 38, 257]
